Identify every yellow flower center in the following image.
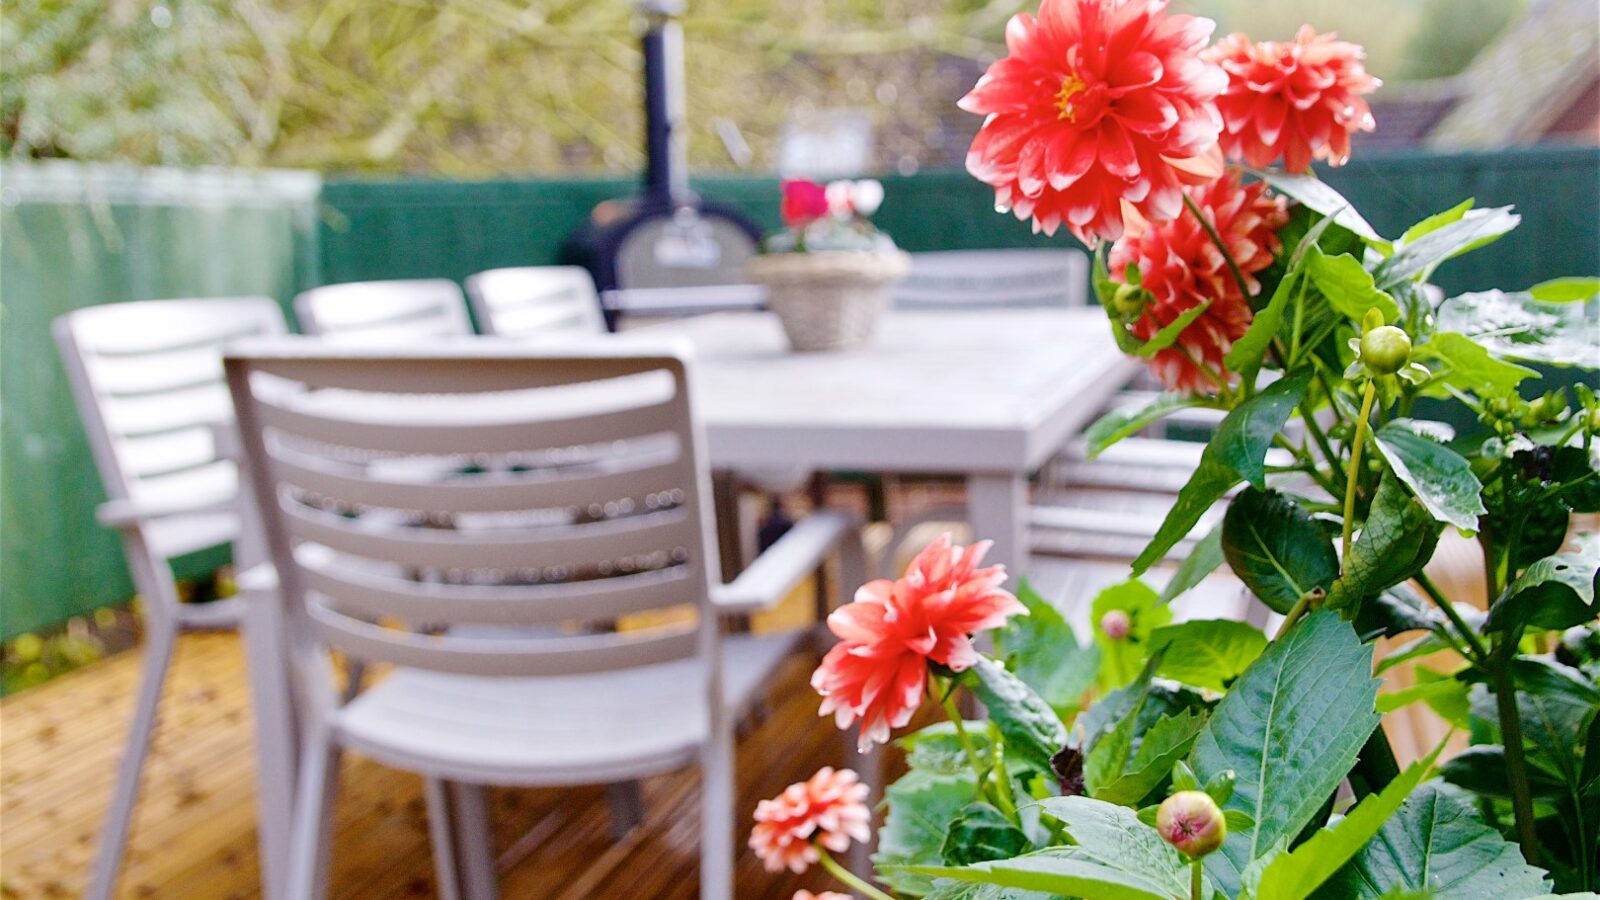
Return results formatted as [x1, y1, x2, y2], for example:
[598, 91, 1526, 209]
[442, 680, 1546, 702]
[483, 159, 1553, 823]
[1056, 73, 1087, 121]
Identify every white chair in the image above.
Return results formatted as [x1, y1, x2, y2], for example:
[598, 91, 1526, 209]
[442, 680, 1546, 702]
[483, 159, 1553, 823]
[53, 296, 287, 900]
[223, 342, 864, 900]
[295, 279, 472, 342]
[892, 248, 1088, 310]
[464, 266, 606, 340]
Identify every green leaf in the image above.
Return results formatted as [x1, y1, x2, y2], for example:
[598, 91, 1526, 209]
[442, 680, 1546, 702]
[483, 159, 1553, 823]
[1092, 708, 1208, 806]
[876, 770, 979, 895]
[1227, 266, 1298, 385]
[1512, 658, 1599, 792]
[1327, 471, 1442, 611]
[1084, 679, 1147, 797]
[1485, 538, 1600, 633]
[1255, 740, 1446, 900]
[1084, 393, 1207, 458]
[1090, 579, 1172, 689]
[1160, 521, 1225, 604]
[968, 656, 1069, 777]
[1373, 422, 1487, 532]
[1399, 198, 1474, 246]
[1133, 372, 1312, 575]
[1000, 580, 1100, 716]
[1136, 300, 1213, 358]
[1375, 206, 1520, 288]
[1148, 619, 1268, 692]
[1190, 610, 1383, 895]
[1436, 290, 1600, 368]
[1438, 746, 1567, 802]
[901, 722, 994, 776]
[908, 850, 1181, 900]
[1313, 781, 1552, 899]
[1253, 170, 1386, 244]
[1527, 276, 1600, 304]
[1223, 488, 1341, 614]
[1411, 331, 1538, 399]
[941, 802, 1031, 866]
[1306, 247, 1401, 324]
[1375, 672, 1468, 719]
[923, 881, 1056, 900]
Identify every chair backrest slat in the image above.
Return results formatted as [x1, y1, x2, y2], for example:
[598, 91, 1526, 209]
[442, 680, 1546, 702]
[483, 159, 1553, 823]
[295, 279, 472, 343]
[224, 344, 719, 679]
[465, 266, 604, 340]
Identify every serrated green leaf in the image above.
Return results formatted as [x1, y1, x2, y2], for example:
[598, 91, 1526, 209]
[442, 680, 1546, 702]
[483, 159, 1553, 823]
[1512, 658, 1598, 793]
[1253, 170, 1386, 244]
[1092, 708, 1208, 806]
[1136, 300, 1213, 358]
[901, 722, 995, 776]
[1148, 619, 1269, 692]
[1223, 488, 1341, 614]
[1527, 276, 1600, 304]
[1375, 206, 1520, 289]
[876, 770, 980, 895]
[1436, 290, 1600, 368]
[1327, 471, 1442, 611]
[1190, 610, 1383, 896]
[941, 802, 1031, 866]
[1373, 422, 1487, 532]
[908, 850, 1179, 900]
[1485, 539, 1600, 633]
[1257, 740, 1446, 900]
[1134, 372, 1312, 575]
[968, 656, 1069, 777]
[923, 880, 1057, 900]
[1161, 521, 1225, 605]
[1227, 266, 1299, 386]
[1410, 331, 1539, 399]
[1085, 393, 1207, 458]
[1084, 678, 1147, 797]
[1313, 782, 1552, 899]
[1000, 580, 1100, 716]
[1306, 247, 1401, 324]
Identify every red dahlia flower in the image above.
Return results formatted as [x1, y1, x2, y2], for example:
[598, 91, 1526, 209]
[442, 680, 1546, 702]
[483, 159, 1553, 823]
[1110, 171, 1287, 394]
[959, 0, 1228, 243]
[1205, 26, 1380, 172]
[812, 534, 1025, 751]
[749, 767, 872, 873]
[781, 179, 831, 227]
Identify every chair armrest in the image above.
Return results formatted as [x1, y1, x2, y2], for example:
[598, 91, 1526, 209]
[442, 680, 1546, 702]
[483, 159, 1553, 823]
[96, 493, 235, 529]
[711, 511, 860, 615]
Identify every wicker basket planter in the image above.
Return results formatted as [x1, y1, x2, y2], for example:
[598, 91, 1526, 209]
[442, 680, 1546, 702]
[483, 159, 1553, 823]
[746, 249, 911, 352]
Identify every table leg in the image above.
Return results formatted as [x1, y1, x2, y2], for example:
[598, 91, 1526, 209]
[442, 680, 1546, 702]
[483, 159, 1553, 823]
[965, 472, 1029, 586]
[711, 470, 744, 583]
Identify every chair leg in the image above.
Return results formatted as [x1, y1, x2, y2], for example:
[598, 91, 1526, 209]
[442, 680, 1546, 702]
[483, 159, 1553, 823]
[604, 780, 646, 840]
[424, 778, 463, 900]
[84, 618, 178, 900]
[286, 724, 341, 900]
[448, 782, 500, 900]
[844, 724, 880, 877]
[699, 728, 735, 900]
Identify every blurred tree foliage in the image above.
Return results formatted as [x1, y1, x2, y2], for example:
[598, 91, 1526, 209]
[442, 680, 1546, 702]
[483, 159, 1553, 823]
[1397, 0, 1524, 81]
[2, 0, 1012, 175]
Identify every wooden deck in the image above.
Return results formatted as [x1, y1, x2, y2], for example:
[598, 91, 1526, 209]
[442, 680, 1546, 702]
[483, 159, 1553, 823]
[0, 629, 877, 899]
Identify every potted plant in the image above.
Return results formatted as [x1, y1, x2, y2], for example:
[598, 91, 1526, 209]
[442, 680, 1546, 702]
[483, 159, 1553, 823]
[750, 2, 1599, 897]
[747, 178, 910, 352]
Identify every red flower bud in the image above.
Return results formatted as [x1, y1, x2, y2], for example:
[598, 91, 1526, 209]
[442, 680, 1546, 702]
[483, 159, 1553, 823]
[1156, 790, 1226, 858]
[1099, 609, 1132, 641]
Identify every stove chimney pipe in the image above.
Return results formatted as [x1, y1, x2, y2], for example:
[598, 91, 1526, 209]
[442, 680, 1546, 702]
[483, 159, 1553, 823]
[638, 0, 689, 205]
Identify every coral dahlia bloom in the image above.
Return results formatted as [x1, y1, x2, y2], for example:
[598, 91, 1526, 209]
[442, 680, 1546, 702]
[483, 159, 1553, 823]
[749, 767, 872, 873]
[1110, 171, 1287, 393]
[812, 534, 1025, 751]
[959, 0, 1228, 243]
[1205, 26, 1380, 172]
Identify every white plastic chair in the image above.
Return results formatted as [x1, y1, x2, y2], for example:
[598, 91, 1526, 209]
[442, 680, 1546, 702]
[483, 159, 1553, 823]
[295, 279, 473, 342]
[463, 266, 606, 340]
[891, 249, 1088, 310]
[223, 342, 864, 900]
[52, 296, 288, 900]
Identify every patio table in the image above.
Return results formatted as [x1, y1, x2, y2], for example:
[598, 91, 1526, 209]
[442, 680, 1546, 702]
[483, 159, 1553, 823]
[622, 307, 1137, 579]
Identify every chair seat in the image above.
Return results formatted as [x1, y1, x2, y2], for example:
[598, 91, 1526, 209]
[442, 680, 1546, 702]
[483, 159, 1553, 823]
[335, 630, 806, 785]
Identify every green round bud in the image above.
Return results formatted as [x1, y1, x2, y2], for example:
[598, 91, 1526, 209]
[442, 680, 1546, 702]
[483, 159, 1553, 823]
[1156, 790, 1227, 858]
[1360, 325, 1412, 375]
[1112, 282, 1146, 315]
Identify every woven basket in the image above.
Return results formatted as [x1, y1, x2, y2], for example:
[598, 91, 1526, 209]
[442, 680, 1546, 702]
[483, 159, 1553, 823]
[746, 249, 911, 352]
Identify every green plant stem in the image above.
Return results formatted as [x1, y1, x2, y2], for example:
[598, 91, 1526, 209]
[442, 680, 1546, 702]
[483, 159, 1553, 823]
[1341, 379, 1379, 562]
[1274, 590, 1319, 639]
[817, 847, 897, 900]
[1414, 571, 1490, 665]
[1184, 192, 1252, 301]
[1190, 859, 1204, 900]
[1490, 650, 1542, 867]
[940, 688, 989, 798]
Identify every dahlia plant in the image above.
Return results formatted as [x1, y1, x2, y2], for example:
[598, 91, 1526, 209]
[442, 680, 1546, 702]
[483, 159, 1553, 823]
[757, 1, 1599, 897]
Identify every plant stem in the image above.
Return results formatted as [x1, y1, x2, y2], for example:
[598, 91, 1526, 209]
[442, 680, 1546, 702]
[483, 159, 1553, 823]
[1184, 192, 1252, 301]
[817, 848, 897, 900]
[1490, 651, 1542, 866]
[1274, 590, 1320, 639]
[1414, 571, 1490, 665]
[940, 689, 989, 797]
[1190, 859, 1204, 900]
[1341, 379, 1378, 562]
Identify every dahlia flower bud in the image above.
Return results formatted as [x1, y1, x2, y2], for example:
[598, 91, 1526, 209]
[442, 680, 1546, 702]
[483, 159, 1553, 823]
[1156, 790, 1227, 858]
[1112, 282, 1148, 316]
[1100, 609, 1132, 641]
[1360, 325, 1412, 375]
